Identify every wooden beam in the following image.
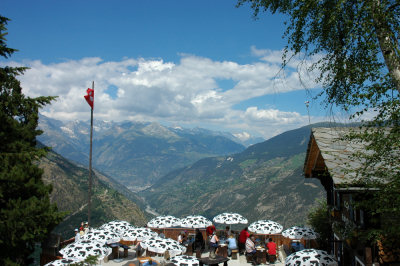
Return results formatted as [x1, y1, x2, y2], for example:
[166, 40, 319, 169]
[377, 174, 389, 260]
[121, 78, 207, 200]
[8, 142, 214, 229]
[304, 136, 321, 177]
[313, 151, 326, 172]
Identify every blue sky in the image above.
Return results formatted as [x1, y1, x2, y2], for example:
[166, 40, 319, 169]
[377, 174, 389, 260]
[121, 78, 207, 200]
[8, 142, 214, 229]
[2, 0, 341, 140]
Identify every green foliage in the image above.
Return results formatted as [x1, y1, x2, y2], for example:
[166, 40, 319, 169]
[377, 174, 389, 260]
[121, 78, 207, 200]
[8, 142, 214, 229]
[71, 255, 99, 265]
[307, 199, 331, 251]
[238, 0, 400, 243]
[237, 0, 400, 103]
[40, 150, 148, 239]
[239, 159, 257, 169]
[0, 15, 64, 265]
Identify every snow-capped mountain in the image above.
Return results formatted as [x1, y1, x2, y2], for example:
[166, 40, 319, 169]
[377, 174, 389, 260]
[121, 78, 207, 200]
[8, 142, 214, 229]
[38, 115, 249, 187]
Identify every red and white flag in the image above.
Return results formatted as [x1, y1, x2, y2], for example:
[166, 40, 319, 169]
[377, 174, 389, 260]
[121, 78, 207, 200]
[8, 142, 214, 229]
[84, 88, 94, 109]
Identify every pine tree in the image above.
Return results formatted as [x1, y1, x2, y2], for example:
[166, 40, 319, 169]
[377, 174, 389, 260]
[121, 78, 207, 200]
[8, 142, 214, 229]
[0, 16, 64, 265]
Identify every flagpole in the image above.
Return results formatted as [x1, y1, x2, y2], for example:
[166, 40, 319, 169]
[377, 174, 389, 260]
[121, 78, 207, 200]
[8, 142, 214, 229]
[88, 81, 94, 226]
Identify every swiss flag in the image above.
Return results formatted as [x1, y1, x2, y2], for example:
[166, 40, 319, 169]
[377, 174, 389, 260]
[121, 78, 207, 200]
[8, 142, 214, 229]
[84, 88, 94, 109]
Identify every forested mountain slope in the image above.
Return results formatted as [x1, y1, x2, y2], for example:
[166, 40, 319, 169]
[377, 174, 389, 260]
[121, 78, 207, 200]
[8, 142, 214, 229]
[141, 124, 333, 227]
[39, 150, 148, 238]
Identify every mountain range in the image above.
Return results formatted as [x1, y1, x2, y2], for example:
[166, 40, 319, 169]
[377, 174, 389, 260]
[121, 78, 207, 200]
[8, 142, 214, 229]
[140, 123, 329, 228]
[38, 115, 249, 188]
[38, 116, 346, 230]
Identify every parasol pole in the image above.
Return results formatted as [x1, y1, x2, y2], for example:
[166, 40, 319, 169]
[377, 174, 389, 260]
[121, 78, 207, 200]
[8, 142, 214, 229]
[88, 81, 94, 226]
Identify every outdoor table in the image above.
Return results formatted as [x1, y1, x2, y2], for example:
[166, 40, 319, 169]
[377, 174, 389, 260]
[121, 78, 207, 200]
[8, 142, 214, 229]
[256, 248, 267, 264]
[198, 255, 229, 266]
[110, 243, 119, 259]
[110, 242, 130, 259]
[217, 244, 228, 258]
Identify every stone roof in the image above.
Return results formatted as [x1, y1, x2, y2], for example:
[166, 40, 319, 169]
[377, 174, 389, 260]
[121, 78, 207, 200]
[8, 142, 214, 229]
[304, 127, 369, 185]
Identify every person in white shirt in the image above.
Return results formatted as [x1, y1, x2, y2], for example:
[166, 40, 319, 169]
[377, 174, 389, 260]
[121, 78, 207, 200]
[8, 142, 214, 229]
[74, 229, 80, 242]
[209, 231, 219, 258]
[178, 231, 185, 244]
[84, 222, 89, 234]
[245, 234, 257, 264]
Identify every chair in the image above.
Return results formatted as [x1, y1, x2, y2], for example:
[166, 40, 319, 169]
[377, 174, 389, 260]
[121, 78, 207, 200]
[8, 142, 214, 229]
[231, 249, 239, 259]
[245, 252, 257, 265]
[196, 249, 202, 259]
[185, 243, 193, 256]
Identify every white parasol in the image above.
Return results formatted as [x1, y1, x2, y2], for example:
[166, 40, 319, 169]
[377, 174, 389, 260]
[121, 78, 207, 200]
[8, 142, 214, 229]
[120, 227, 158, 241]
[59, 239, 112, 261]
[44, 258, 81, 266]
[170, 255, 200, 266]
[147, 215, 181, 228]
[213, 213, 248, 225]
[140, 236, 186, 257]
[248, 220, 283, 234]
[180, 215, 212, 228]
[285, 249, 338, 266]
[99, 220, 134, 234]
[81, 229, 121, 244]
[282, 226, 318, 240]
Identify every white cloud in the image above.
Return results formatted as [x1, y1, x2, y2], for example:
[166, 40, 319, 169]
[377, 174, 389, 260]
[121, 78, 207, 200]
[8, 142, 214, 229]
[233, 132, 251, 141]
[244, 106, 303, 124]
[7, 49, 323, 139]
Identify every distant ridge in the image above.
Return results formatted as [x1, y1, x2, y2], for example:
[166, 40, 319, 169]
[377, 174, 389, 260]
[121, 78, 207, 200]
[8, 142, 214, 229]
[140, 122, 352, 227]
[38, 115, 246, 187]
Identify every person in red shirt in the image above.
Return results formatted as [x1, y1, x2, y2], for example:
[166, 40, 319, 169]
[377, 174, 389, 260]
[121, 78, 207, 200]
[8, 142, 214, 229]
[206, 224, 216, 236]
[238, 227, 250, 254]
[266, 238, 277, 263]
[206, 224, 216, 251]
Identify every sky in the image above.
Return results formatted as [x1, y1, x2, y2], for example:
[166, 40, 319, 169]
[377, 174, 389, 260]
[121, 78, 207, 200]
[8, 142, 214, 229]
[2, 0, 345, 140]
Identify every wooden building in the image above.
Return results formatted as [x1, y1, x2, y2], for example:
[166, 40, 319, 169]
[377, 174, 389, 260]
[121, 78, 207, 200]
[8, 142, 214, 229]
[304, 127, 381, 266]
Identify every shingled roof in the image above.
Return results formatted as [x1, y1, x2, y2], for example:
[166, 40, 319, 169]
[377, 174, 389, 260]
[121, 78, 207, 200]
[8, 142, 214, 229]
[303, 127, 369, 186]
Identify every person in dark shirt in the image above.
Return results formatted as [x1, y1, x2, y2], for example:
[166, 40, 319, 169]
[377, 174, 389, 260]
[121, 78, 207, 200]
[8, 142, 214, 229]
[224, 226, 230, 238]
[194, 228, 205, 253]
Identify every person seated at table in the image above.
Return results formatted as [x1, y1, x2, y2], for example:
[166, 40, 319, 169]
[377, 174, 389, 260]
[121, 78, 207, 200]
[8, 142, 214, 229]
[224, 226, 230, 238]
[226, 234, 237, 257]
[245, 234, 257, 265]
[178, 231, 185, 244]
[290, 239, 304, 253]
[206, 224, 216, 250]
[183, 230, 189, 243]
[206, 224, 216, 237]
[266, 238, 277, 264]
[142, 258, 157, 266]
[209, 231, 219, 258]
